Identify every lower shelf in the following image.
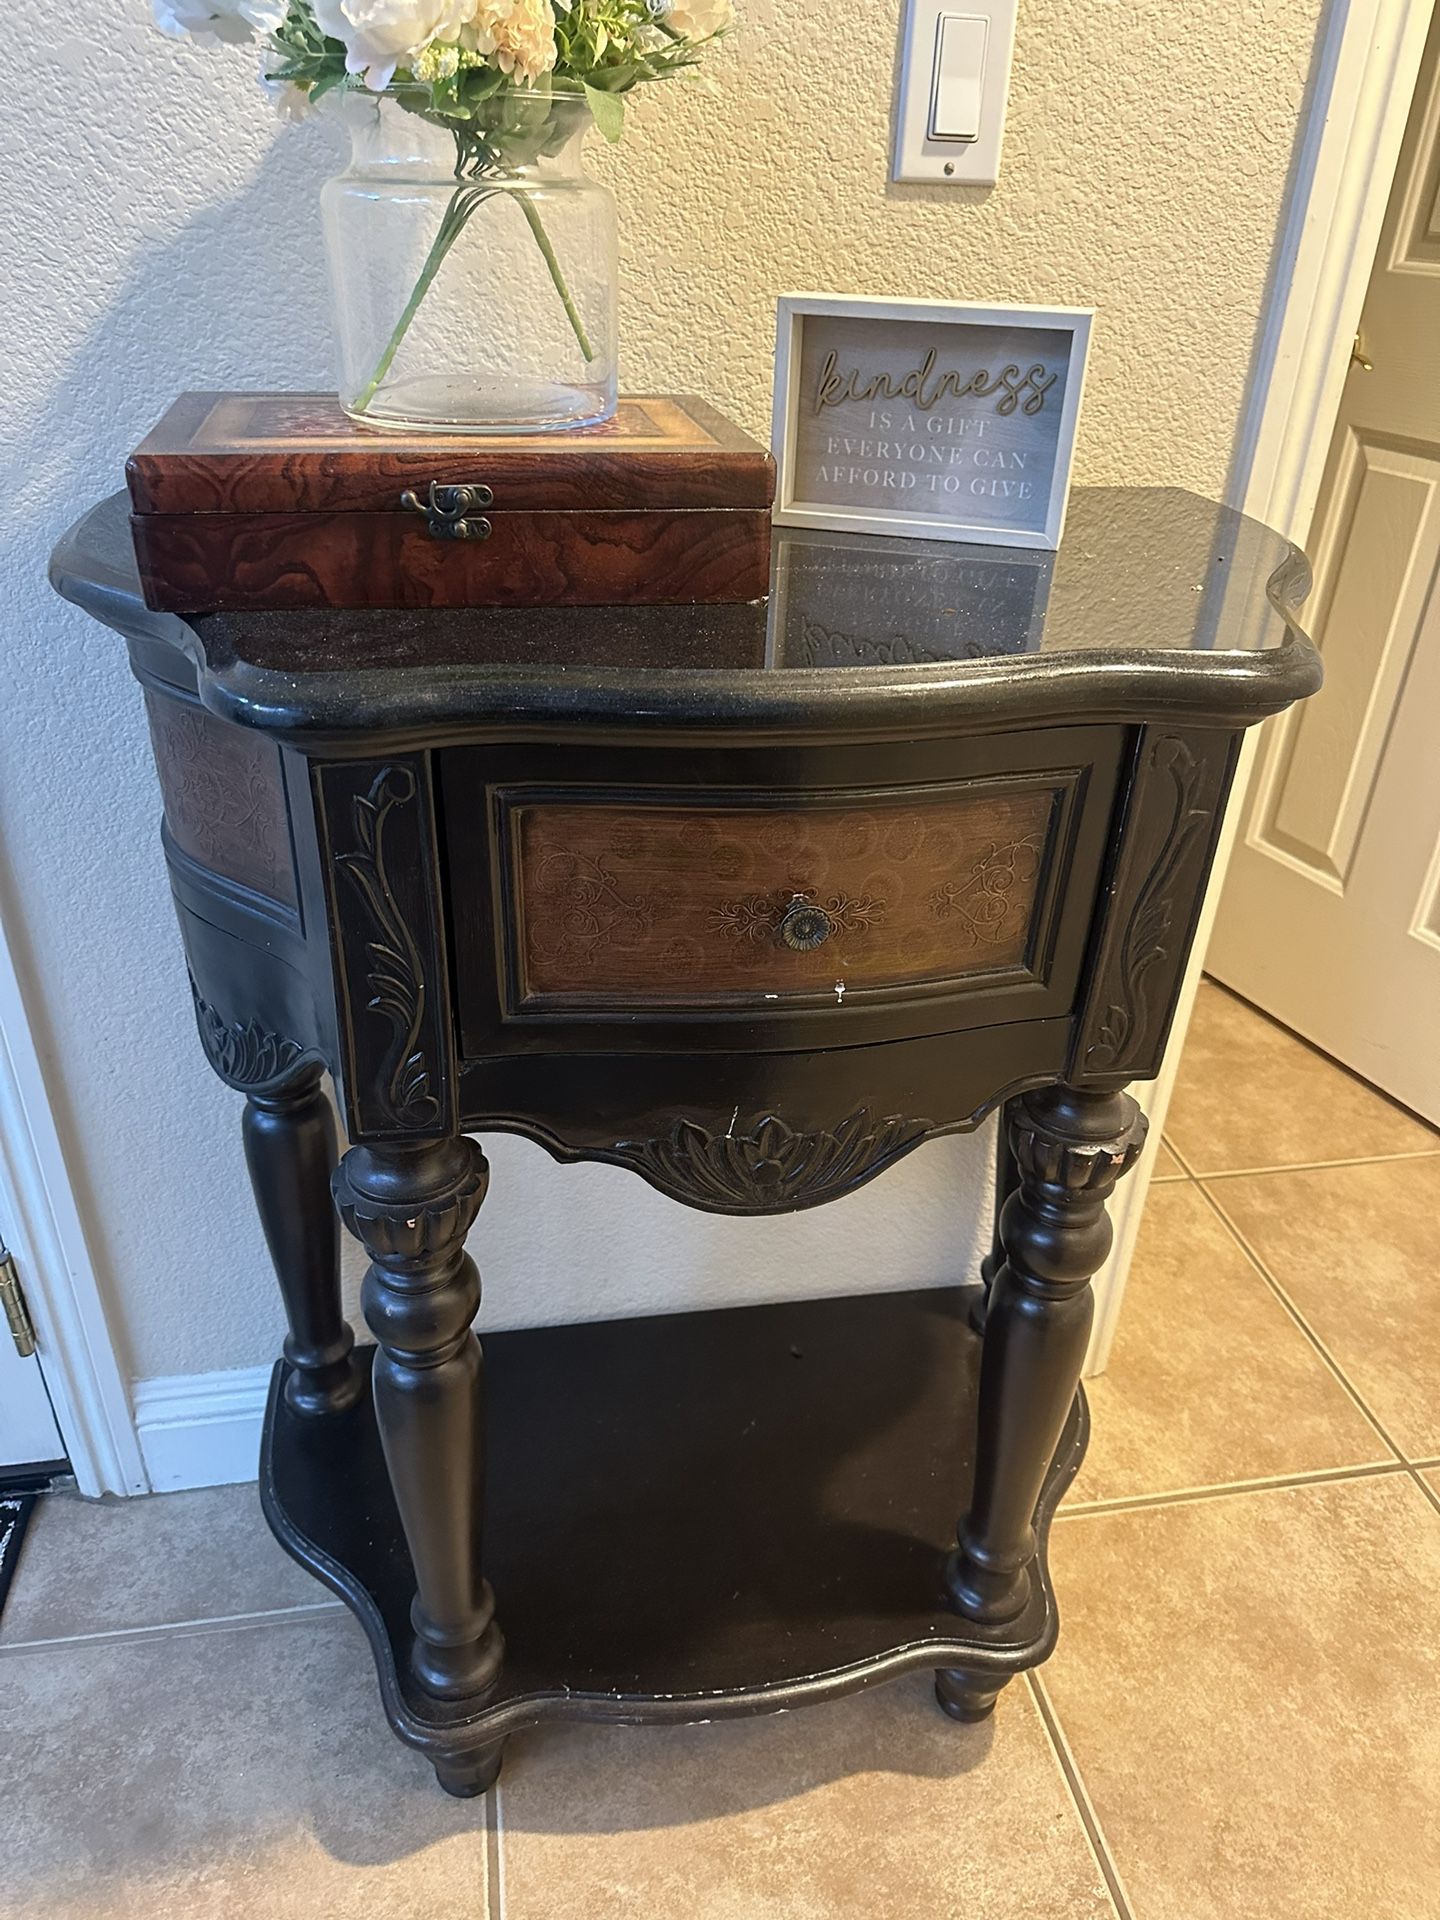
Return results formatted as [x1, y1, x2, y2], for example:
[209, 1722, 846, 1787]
[260, 1284, 1085, 1767]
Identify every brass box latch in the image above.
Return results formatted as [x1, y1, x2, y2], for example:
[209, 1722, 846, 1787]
[400, 481, 494, 542]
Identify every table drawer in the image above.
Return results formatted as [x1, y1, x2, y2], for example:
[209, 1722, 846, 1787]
[442, 729, 1126, 1058]
[510, 783, 1060, 1006]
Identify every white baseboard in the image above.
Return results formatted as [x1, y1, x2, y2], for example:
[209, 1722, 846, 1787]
[135, 1269, 1110, 1495]
[132, 1364, 273, 1491]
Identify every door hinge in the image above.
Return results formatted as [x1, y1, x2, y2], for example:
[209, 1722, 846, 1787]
[0, 1245, 36, 1359]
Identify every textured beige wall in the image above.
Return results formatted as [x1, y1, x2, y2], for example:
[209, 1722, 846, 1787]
[597, 0, 1323, 490]
[4, 0, 1322, 1386]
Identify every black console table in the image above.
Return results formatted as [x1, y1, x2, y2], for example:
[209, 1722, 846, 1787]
[52, 487, 1318, 1796]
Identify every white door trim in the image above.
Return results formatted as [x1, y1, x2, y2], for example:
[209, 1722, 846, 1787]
[1236, 0, 1436, 540]
[0, 905, 148, 1495]
[1088, 0, 1433, 1370]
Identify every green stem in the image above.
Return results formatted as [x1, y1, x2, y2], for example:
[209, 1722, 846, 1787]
[516, 192, 596, 363]
[352, 184, 478, 415]
[352, 181, 595, 416]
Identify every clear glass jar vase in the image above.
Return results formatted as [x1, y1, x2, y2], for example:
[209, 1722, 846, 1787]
[322, 91, 618, 434]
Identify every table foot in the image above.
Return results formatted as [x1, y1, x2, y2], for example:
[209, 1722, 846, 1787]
[433, 1741, 505, 1798]
[934, 1667, 1006, 1722]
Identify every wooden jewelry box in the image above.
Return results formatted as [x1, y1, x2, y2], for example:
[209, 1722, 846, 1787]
[126, 392, 775, 613]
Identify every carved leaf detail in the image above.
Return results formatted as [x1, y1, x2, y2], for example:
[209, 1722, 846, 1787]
[336, 766, 440, 1129]
[190, 981, 305, 1091]
[1087, 736, 1213, 1072]
[614, 1106, 932, 1214]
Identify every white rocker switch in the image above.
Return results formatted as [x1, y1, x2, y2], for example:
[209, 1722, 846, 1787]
[929, 14, 987, 143]
[892, 0, 1016, 186]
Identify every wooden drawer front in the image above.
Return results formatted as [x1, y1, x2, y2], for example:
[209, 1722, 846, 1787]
[507, 782, 1066, 1009]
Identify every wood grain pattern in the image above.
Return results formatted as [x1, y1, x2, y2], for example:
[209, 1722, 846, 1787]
[145, 689, 296, 905]
[133, 507, 773, 612]
[511, 787, 1056, 1003]
[126, 392, 774, 514]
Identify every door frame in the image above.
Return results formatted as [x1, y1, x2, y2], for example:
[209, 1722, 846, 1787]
[2, 3, 1428, 1468]
[0, 900, 148, 1495]
[1089, 0, 1433, 1366]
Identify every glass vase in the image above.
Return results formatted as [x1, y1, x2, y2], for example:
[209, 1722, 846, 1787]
[322, 91, 618, 434]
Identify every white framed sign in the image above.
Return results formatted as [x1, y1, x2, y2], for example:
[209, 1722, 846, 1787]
[771, 295, 1093, 550]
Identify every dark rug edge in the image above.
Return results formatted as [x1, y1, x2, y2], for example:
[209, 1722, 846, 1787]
[0, 1489, 40, 1623]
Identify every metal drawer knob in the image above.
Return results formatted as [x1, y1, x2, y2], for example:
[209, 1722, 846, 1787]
[778, 900, 834, 952]
[400, 480, 494, 541]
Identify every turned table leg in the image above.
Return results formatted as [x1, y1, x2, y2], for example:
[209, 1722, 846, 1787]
[938, 1083, 1146, 1718]
[243, 1065, 362, 1417]
[333, 1136, 505, 1718]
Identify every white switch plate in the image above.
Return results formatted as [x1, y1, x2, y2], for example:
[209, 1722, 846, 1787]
[892, 0, 1017, 186]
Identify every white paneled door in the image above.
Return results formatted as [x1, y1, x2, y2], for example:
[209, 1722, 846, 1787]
[1209, 7, 1440, 1125]
[0, 1316, 63, 1469]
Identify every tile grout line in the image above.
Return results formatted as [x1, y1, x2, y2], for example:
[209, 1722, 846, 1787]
[1175, 1144, 1440, 1520]
[1159, 1136, 1200, 1176]
[1192, 1178, 1414, 1465]
[1202, 1146, 1440, 1178]
[487, 1778, 505, 1920]
[0, 1598, 344, 1657]
[1053, 1457, 1409, 1521]
[1026, 1672, 1137, 1920]
[1164, 1143, 1440, 1182]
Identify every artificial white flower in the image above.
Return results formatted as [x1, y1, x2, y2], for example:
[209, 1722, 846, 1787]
[461, 0, 557, 84]
[657, 0, 731, 41]
[312, 0, 473, 89]
[154, 0, 285, 45]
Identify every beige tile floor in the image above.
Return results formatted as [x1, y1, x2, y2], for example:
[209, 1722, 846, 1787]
[2, 979, 1437, 1918]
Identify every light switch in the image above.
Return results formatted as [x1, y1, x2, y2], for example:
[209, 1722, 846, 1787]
[929, 14, 987, 143]
[892, 0, 1016, 186]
